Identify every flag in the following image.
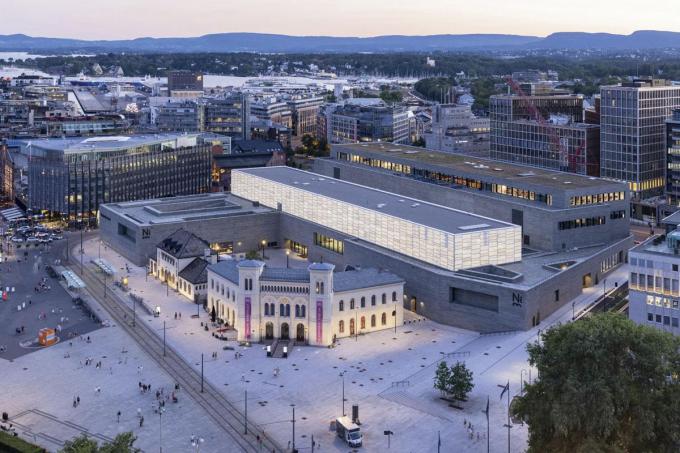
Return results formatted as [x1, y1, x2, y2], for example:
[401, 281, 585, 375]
[483, 395, 490, 421]
[437, 431, 441, 452]
[500, 381, 509, 400]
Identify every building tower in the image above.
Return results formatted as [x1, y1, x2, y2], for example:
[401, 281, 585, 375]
[308, 262, 335, 346]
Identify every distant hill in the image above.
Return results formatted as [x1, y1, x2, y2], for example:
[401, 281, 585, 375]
[1, 30, 680, 54]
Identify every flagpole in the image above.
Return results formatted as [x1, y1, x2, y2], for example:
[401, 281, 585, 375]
[487, 396, 490, 453]
[437, 430, 440, 453]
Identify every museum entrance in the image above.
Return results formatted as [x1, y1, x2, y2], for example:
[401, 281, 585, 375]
[281, 323, 290, 340]
[265, 322, 274, 340]
[296, 323, 305, 342]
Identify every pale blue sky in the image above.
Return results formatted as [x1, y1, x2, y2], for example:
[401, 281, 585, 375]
[4, 0, 680, 39]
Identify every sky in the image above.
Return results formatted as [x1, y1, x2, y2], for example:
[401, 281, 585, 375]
[3, 0, 680, 40]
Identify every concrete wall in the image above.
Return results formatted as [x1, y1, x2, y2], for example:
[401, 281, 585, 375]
[99, 206, 280, 266]
[313, 159, 629, 252]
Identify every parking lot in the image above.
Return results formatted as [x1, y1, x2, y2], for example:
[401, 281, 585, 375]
[0, 226, 101, 361]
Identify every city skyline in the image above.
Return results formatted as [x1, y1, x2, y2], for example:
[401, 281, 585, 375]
[3, 0, 680, 40]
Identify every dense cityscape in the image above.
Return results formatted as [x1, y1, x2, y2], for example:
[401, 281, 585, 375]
[2, 3, 680, 453]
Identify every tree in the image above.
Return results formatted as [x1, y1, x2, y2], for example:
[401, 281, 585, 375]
[60, 432, 139, 453]
[447, 361, 474, 401]
[434, 361, 450, 396]
[245, 250, 260, 260]
[412, 137, 426, 148]
[513, 314, 680, 453]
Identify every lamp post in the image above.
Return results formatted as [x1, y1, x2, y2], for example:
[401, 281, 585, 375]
[340, 371, 346, 416]
[291, 404, 296, 452]
[201, 353, 204, 393]
[520, 369, 527, 395]
[241, 376, 248, 435]
[286, 249, 290, 268]
[261, 240, 266, 259]
[394, 302, 397, 334]
[603, 278, 607, 311]
[98, 239, 101, 259]
[163, 321, 166, 357]
[572, 301, 575, 320]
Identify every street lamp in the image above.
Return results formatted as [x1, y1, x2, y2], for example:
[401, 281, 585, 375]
[241, 376, 248, 435]
[291, 404, 296, 452]
[339, 371, 346, 416]
[572, 301, 576, 320]
[261, 240, 266, 259]
[286, 249, 290, 268]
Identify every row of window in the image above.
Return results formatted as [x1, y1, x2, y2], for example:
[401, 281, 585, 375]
[558, 216, 606, 230]
[647, 313, 680, 327]
[631, 273, 680, 295]
[610, 210, 626, 220]
[314, 232, 344, 255]
[210, 279, 237, 302]
[338, 312, 389, 333]
[630, 257, 679, 272]
[338, 292, 397, 311]
[569, 191, 626, 206]
[263, 303, 307, 318]
[261, 285, 309, 294]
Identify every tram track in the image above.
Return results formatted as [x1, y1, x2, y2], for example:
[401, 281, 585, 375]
[69, 262, 282, 453]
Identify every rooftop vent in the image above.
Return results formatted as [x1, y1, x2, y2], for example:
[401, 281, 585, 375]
[458, 223, 490, 231]
[563, 181, 572, 184]
[493, 168, 504, 171]
[517, 172, 535, 177]
[377, 203, 386, 208]
[411, 203, 420, 207]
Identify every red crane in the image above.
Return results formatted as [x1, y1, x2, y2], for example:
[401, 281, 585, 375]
[504, 76, 586, 174]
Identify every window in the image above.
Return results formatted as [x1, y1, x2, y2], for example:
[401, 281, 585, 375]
[265, 304, 270, 316]
[339, 320, 345, 333]
[381, 313, 387, 326]
[280, 303, 285, 316]
[350, 299, 355, 310]
[673, 318, 679, 327]
[314, 232, 344, 255]
[631, 273, 638, 286]
[360, 316, 366, 329]
[371, 314, 376, 327]
[656, 314, 662, 323]
[295, 305, 300, 317]
[301, 305, 306, 317]
[648, 313, 654, 321]
[382, 293, 387, 304]
[371, 295, 376, 306]
[554, 290, 560, 302]
[285, 304, 291, 317]
[360, 297, 365, 308]
[664, 316, 671, 326]
[392, 291, 397, 302]
[674, 264, 679, 272]
[339, 300, 344, 311]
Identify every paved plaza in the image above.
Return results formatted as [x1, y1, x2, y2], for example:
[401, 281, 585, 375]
[0, 232, 629, 452]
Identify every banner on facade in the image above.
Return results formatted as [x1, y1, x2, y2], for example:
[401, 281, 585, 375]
[245, 296, 251, 340]
[316, 300, 323, 344]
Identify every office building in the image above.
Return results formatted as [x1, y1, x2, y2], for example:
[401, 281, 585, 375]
[327, 104, 410, 145]
[155, 100, 203, 132]
[425, 103, 490, 155]
[204, 95, 251, 140]
[167, 70, 204, 97]
[629, 232, 680, 335]
[666, 109, 680, 207]
[490, 94, 600, 176]
[250, 98, 293, 129]
[600, 79, 680, 207]
[27, 134, 211, 225]
[287, 95, 325, 147]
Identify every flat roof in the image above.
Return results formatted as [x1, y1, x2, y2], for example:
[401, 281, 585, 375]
[236, 166, 515, 235]
[28, 133, 199, 153]
[100, 192, 272, 226]
[334, 142, 625, 190]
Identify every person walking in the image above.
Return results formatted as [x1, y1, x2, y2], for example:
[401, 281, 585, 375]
[139, 416, 144, 427]
[117, 411, 121, 423]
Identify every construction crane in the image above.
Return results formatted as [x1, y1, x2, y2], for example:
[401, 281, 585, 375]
[504, 76, 586, 174]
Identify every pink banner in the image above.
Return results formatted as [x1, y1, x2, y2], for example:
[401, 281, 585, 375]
[245, 297, 251, 340]
[316, 300, 323, 344]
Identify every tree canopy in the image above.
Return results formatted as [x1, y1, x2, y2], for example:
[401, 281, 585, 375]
[59, 432, 140, 453]
[514, 314, 680, 453]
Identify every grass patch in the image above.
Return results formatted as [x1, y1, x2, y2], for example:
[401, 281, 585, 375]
[0, 431, 45, 453]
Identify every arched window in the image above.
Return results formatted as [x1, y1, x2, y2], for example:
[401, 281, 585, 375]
[227, 288, 230, 298]
[286, 304, 291, 317]
[280, 303, 285, 316]
[295, 304, 300, 318]
[381, 312, 387, 325]
[350, 298, 355, 310]
[265, 304, 270, 316]
[339, 320, 345, 333]
[339, 300, 344, 311]
[382, 293, 387, 304]
[320, 282, 325, 294]
[371, 314, 376, 327]
[360, 297, 365, 308]
[392, 291, 397, 302]
[360, 316, 366, 329]
[301, 305, 306, 317]
[371, 295, 376, 306]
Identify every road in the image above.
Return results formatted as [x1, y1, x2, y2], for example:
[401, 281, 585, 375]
[67, 246, 282, 453]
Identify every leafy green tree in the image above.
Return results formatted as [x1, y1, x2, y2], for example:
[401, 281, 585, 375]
[434, 361, 450, 396]
[447, 361, 474, 401]
[514, 314, 680, 453]
[60, 432, 139, 453]
[412, 137, 426, 148]
[245, 250, 260, 260]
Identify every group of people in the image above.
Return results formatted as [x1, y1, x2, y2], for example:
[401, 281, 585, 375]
[463, 419, 485, 442]
[173, 312, 183, 320]
[34, 277, 51, 293]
